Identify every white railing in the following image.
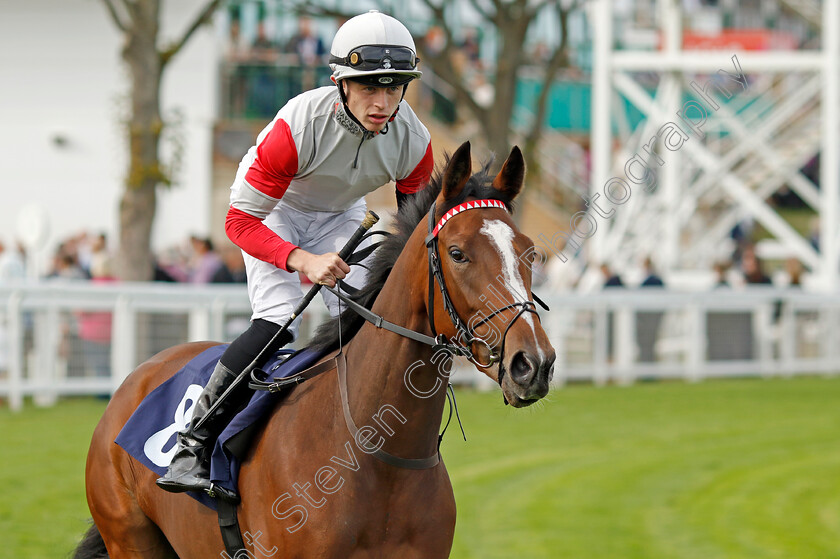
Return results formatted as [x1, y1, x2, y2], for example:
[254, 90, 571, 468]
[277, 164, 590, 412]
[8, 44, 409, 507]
[1, 282, 838, 411]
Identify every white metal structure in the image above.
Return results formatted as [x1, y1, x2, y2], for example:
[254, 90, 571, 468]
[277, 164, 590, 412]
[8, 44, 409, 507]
[2, 283, 839, 411]
[586, 0, 838, 290]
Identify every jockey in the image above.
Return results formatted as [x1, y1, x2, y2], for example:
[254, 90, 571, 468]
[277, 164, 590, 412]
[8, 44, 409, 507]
[157, 10, 433, 501]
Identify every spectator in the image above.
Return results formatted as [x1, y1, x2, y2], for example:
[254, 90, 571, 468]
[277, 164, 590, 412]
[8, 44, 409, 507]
[0, 240, 25, 281]
[285, 17, 326, 66]
[49, 243, 88, 280]
[785, 257, 803, 287]
[637, 257, 664, 363]
[640, 256, 664, 287]
[211, 246, 248, 284]
[76, 256, 116, 378]
[423, 25, 446, 57]
[601, 263, 624, 287]
[712, 260, 730, 287]
[188, 236, 223, 284]
[741, 245, 771, 285]
[284, 16, 327, 92]
[459, 27, 481, 68]
[153, 244, 189, 282]
[88, 232, 110, 278]
[601, 263, 623, 363]
[709, 250, 762, 361]
[226, 18, 248, 62]
[250, 21, 277, 61]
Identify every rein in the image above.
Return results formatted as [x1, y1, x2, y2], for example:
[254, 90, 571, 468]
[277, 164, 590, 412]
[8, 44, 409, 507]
[252, 198, 548, 468]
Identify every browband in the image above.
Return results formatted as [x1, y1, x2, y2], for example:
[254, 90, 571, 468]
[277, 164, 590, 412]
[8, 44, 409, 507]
[429, 199, 508, 239]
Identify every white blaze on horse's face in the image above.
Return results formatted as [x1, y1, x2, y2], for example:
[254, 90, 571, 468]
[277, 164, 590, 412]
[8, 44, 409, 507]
[479, 219, 544, 362]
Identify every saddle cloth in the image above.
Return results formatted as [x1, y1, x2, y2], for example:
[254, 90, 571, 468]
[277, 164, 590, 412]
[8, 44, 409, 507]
[114, 344, 325, 510]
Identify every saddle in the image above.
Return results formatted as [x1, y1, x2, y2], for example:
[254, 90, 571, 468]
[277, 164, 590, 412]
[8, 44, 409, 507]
[115, 344, 328, 509]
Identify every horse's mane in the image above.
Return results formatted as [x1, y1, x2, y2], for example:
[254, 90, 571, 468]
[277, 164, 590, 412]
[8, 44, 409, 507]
[308, 154, 516, 353]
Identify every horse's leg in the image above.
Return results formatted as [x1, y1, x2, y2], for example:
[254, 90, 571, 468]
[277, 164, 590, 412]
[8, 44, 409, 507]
[85, 389, 177, 558]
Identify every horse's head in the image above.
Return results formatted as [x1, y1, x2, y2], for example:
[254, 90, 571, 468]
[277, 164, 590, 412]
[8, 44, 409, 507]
[427, 142, 555, 407]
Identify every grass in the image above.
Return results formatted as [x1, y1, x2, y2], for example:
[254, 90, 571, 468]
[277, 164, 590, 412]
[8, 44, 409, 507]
[2, 377, 839, 558]
[443, 377, 840, 559]
[0, 398, 106, 558]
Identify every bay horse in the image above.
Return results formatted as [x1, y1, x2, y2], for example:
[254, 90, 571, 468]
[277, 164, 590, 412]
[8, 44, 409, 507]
[76, 141, 555, 558]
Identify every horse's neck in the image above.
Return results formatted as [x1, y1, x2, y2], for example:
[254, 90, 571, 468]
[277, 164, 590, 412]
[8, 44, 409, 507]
[343, 228, 449, 460]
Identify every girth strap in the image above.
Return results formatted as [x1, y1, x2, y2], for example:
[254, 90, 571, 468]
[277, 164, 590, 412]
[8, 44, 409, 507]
[217, 499, 246, 557]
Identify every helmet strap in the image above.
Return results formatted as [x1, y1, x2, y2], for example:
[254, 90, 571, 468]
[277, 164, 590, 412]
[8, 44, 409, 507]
[336, 80, 410, 131]
[390, 84, 408, 121]
[336, 79, 366, 130]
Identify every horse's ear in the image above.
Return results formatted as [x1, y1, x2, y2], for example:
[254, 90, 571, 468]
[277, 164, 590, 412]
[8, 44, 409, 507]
[441, 141, 472, 201]
[492, 146, 525, 200]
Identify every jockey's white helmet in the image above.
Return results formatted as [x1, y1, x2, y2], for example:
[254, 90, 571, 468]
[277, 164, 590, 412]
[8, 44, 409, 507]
[329, 10, 421, 87]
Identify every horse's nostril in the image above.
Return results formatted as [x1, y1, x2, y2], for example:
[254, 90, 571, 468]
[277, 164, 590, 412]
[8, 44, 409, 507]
[510, 351, 536, 385]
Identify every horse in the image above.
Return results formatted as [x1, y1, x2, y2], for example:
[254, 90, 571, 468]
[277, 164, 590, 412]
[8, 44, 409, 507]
[75, 141, 556, 559]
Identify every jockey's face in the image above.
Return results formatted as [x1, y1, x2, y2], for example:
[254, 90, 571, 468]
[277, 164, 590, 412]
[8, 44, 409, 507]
[342, 80, 403, 132]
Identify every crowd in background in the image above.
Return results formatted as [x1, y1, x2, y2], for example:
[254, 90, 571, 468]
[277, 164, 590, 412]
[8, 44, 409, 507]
[0, 224, 813, 291]
[0, 229, 254, 287]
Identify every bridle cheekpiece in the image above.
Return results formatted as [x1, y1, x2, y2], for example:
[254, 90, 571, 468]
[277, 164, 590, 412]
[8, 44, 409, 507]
[424, 198, 544, 376]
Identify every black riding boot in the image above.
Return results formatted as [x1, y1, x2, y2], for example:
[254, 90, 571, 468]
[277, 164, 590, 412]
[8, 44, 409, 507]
[155, 361, 245, 502]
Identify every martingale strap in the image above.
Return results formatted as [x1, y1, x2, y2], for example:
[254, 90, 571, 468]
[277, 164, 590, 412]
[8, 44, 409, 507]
[250, 349, 441, 469]
[335, 352, 440, 469]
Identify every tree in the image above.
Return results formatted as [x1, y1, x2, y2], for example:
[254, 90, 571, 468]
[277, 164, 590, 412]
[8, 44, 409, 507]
[101, 0, 223, 281]
[289, 0, 581, 173]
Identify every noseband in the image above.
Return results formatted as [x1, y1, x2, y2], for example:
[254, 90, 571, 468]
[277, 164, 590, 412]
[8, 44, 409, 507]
[423, 199, 546, 387]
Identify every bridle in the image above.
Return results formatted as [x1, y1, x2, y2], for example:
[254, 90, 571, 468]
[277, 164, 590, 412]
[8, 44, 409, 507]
[324, 198, 548, 382]
[423, 199, 548, 388]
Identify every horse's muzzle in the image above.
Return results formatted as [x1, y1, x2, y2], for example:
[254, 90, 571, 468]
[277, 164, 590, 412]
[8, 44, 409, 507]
[505, 350, 555, 406]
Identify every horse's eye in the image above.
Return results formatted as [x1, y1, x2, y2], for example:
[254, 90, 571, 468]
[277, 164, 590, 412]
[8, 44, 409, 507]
[449, 247, 469, 263]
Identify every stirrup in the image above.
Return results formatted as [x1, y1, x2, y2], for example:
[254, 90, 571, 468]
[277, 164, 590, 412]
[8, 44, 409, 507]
[206, 482, 241, 504]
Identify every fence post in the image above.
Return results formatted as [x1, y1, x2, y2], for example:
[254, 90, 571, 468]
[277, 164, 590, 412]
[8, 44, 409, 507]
[614, 306, 634, 385]
[33, 307, 59, 407]
[111, 295, 136, 393]
[593, 305, 608, 386]
[8, 291, 24, 411]
[755, 302, 774, 378]
[779, 299, 796, 377]
[188, 307, 211, 342]
[686, 303, 704, 382]
[210, 298, 228, 342]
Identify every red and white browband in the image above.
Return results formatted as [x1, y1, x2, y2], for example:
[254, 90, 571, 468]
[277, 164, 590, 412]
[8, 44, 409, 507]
[430, 199, 509, 238]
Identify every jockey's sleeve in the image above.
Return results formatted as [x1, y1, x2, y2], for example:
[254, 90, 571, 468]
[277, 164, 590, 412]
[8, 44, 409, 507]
[226, 119, 299, 271]
[396, 141, 433, 198]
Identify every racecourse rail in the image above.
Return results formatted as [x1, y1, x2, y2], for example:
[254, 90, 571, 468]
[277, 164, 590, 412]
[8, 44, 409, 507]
[1, 281, 839, 410]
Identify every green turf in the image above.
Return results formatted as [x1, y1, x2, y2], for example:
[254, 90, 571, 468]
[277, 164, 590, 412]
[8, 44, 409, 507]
[2, 377, 839, 558]
[0, 397, 106, 558]
[443, 377, 840, 559]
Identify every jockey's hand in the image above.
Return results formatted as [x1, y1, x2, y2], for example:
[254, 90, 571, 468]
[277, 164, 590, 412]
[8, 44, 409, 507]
[287, 249, 350, 288]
